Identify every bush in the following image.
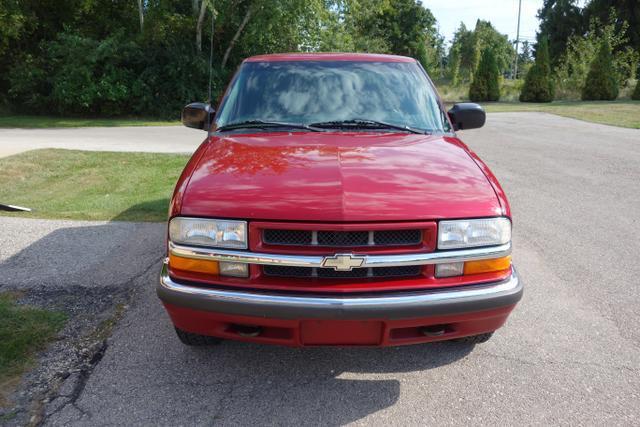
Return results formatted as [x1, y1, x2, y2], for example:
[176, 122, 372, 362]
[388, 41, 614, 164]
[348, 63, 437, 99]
[7, 31, 211, 118]
[632, 80, 640, 101]
[581, 39, 619, 100]
[555, 12, 636, 100]
[469, 48, 500, 102]
[519, 36, 554, 102]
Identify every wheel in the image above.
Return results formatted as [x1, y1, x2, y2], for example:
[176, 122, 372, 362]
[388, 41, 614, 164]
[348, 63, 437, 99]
[175, 327, 222, 346]
[453, 332, 494, 344]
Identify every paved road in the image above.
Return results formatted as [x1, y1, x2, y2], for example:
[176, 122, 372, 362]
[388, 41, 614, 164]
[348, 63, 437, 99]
[2, 112, 639, 425]
[0, 126, 204, 158]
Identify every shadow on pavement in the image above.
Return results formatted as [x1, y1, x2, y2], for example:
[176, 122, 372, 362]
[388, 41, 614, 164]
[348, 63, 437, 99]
[126, 326, 476, 425]
[0, 221, 164, 292]
[0, 205, 475, 425]
[110, 198, 170, 222]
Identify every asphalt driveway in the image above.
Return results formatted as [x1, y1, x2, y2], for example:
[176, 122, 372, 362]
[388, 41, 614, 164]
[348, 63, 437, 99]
[1, 112, 639, 425]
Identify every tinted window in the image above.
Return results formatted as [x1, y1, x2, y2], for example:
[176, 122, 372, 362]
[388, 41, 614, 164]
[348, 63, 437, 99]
[217, 61, 446, 132]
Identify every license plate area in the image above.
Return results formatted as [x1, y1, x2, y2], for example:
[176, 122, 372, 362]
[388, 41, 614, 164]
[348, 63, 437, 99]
[300, 320, 383, 345]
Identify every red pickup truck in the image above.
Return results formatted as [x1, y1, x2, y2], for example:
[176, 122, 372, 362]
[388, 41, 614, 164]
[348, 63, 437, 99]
[157, 53, 522, 347]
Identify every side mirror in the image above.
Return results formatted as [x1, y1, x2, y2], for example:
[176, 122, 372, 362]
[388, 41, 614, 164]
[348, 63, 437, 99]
[182, 102, 215, 130]
[447, 103, 486, 131]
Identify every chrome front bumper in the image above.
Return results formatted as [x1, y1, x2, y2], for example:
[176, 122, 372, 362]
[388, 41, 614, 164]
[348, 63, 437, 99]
[157, 262, 523, 320]
[168, 241, 512, 269]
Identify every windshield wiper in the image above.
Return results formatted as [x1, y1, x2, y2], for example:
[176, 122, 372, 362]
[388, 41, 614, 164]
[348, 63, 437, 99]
[309, 119, 426, 134]
[216, 120, 321, 132]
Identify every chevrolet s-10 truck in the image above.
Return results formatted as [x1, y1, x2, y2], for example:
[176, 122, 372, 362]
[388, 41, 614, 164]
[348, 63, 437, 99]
[157, 53, 522, 347]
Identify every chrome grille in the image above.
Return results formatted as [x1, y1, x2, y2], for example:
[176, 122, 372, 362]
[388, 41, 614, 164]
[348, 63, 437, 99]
[263, 229, 310, 245]
[374, 230, 422, 245]
[263, 229, 422, 247]
[318, 231, 368, 246]
[263, 265, 422, 279]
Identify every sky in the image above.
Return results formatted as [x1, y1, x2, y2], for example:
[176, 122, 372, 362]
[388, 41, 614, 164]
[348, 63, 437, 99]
[426, 0, 544, 47]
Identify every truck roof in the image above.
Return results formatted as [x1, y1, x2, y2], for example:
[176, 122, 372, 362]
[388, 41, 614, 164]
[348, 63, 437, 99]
[244, 53, 416, 63]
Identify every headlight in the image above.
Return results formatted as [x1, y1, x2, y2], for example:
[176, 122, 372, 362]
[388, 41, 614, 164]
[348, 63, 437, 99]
[437, 217, 511, 250]
[169, 217, 247, 249]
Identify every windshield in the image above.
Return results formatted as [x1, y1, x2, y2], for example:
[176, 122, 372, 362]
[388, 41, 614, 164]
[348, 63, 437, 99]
[216, 61, 447, 133]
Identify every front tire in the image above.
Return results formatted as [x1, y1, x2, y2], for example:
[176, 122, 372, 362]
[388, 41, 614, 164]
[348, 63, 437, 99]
[175, 327, 222, 346]
[453, 332, 493, 344]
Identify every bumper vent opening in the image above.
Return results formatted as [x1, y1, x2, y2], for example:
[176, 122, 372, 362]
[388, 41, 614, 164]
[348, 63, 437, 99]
[263, 265, 422, 279]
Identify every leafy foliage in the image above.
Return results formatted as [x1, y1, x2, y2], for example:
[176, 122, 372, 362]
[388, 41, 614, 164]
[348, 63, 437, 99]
[516, 41, 534, 79]
[586, 0, 640, 53]
[448, 20, 515, 83]
[0, 0, 446, 117]
[447, 23, 474, 84]
[582, 39, 619, 100]
[633, 80, 640, 101]
[469, 49, 500, 102]
[537, 0, 585, 66]
[554, 12, 638, 100]
[520, 37, 555, 102]
[8, 31, 209, 118]
[319, 0, 443, 74]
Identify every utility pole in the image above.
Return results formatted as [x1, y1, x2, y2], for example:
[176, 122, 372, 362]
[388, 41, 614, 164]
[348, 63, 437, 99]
[513, 0, 522, 79]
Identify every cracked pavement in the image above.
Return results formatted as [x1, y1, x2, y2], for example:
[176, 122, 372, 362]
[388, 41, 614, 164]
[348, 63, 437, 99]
[1, 112, 639, 425]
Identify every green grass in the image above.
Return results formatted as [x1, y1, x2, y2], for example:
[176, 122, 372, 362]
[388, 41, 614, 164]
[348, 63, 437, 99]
[0, 115, 179, 128]
[435, 79, 640, 129]
[481, 100, 640, 129]
[0, 149, 190, 221]
[0, 292, 66, 406]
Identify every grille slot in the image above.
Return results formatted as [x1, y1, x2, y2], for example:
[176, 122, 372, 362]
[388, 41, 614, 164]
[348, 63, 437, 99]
[374, 230, 422, 245]
[263, 265, 422, 279]
[263, 229, 422, 247]
[263, 229, 311, 245]
[317, 231, 369, 246]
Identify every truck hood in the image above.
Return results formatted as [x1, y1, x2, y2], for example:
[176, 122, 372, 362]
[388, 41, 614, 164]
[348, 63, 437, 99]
[180, 132, 503, 221]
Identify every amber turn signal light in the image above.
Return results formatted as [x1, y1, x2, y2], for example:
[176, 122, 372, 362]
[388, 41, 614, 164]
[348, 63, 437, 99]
[463, 256, 511, 275]
[169, 254, 219, 275]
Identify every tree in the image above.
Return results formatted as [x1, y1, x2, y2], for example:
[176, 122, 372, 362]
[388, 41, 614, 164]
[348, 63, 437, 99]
[517, 40, 534, 78]
[0, 0, 446, 117]
[520, 36, 554, 102]
[448, 20, 514, 81]
[374, 0, 440, 71]
[632, 79, 640, 100]
[221, 3, 252, 69]
[586, 0, 639, 53]
[195, 0, 212, 52]
[448, 23, 476, 81]
[473, 20, 515, 75]
[0, 0, 26, 57]
[582, 39, 619, 100]
[469, 48, 500, 102]
[136, 0, 144, 32]
[537, 0, 585, 66]
[555, 11, 637, 99]
[448, 42, 461, 85]
[321, 0, 442, 73]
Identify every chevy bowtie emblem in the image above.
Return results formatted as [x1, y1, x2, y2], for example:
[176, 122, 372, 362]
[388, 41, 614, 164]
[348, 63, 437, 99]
[321, 254, 366, 271]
